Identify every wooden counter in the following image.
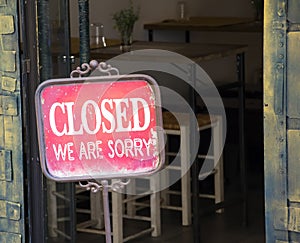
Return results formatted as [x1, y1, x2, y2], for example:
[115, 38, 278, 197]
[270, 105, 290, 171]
[143, 17, 262, 42]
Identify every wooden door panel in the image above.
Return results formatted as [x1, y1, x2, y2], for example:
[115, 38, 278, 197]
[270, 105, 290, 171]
[287, 0, 300, 23]
[287, 130, 300, 202]
[287, 33, 300, 118]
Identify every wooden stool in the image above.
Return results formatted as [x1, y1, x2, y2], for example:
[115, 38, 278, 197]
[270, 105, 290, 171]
[114, 176, 161, 242]
[75, 179, 161, 243]
[161, 111, 224, 225]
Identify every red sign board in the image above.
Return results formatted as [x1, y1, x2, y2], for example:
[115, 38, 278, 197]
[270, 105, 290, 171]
[35, 75, 164, 181]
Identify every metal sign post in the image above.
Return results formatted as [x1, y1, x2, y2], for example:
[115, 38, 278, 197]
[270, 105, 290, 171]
[35, 61, 164, 242]
[101, 180, 112, 243]
[79, 179, 130, 243]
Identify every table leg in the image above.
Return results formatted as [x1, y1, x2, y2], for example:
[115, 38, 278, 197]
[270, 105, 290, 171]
[189, 63, 201, 242]
[148, 30, 153, 42]
[181, 124, 192, 226]
[237, 52, 248, 226]
[185, 31, 190, 43]
[214, 116, 224, 213]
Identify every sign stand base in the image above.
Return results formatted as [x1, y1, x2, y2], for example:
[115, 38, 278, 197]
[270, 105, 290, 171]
[79, 179, 130, 243]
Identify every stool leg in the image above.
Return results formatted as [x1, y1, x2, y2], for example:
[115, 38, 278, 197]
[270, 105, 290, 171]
[150, 174, 161, 237]
[213, 117, 224, 213]
[126, 179, 136, 217]
[181, 125, 191, 226]
[47, 180, 58, 237]
[90, 190, 104, 229]
[161, 136, 170, 206]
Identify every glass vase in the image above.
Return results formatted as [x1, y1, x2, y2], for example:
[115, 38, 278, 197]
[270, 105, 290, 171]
[120, 31, 133, 52]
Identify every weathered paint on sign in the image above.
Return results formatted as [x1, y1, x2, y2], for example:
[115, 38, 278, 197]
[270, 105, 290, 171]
[36, 76, 164, 181]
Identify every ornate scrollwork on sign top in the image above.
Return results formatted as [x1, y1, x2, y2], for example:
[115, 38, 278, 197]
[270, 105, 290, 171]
[79, 181, 103, 193]
[70, 60, 119, 78]
[70, 63, 92, 78]
[96, 61, 120, 76]
[110, 179, 131, 192]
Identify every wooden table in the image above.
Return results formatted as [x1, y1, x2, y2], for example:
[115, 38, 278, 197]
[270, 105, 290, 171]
[90, 41, 247, 63]
[89, 41, 247, 242]
[144, 17, 262, 42]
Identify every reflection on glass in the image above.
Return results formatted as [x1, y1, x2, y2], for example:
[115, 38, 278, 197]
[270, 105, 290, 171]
[90, 23, 106, 48]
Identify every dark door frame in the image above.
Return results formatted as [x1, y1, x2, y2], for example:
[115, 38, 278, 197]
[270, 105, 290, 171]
[21, 0, 46, 242]
[22, 0, 75, 242]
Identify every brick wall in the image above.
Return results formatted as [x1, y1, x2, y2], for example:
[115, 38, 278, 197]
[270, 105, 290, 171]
[0, 1, 24, 242]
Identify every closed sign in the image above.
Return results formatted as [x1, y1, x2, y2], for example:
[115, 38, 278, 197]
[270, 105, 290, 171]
[35, 75, 164, 181]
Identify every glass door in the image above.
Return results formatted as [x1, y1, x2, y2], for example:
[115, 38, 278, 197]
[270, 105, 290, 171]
[48, 0, 72, 78]
[37, 0, 76, 242]
[38, 0, 72, 80]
